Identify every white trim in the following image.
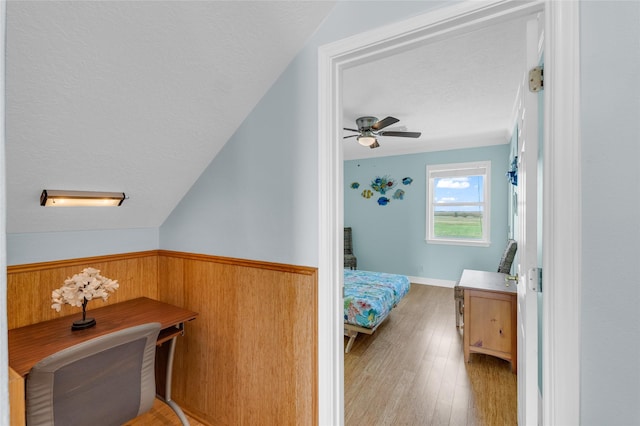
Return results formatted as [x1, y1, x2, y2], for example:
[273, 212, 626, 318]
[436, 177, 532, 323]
[317, 40, 344, 426]
[407, 276, 456, 288]
[517, 15, 542, 425]
[543, 1, 581, 424]
[318, 1, 581, 424]
[0, 1, 8, 424]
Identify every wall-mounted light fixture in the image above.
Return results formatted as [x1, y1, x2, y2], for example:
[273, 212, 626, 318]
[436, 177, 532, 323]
[40, 190, 126, 207]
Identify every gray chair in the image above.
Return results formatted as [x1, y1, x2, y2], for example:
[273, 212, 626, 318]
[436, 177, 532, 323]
[497, 239, 518, 274]
[344, 227, 357, 270]
[26, 322, 161, 426]
[455, 239, 517, 327]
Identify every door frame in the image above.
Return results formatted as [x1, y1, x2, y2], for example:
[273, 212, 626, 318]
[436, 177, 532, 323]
[515, 15, 545, 426]
[0, 1, 6, 423]
[317, 1, 581, 425]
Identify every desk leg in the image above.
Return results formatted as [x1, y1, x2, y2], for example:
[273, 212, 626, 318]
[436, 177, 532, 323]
[156, 335, 190, 426]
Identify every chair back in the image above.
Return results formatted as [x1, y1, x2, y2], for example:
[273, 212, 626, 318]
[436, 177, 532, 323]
[344, 227, 353, 255]
[344, 227, 358, 269]
[497, 239, 518, 274]
[26, 322, 161, 426]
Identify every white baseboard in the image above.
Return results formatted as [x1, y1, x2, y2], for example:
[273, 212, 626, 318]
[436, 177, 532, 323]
[407, 276, 457, 288]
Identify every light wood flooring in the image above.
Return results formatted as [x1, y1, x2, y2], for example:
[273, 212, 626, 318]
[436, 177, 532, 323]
[130, 284, 516, 425]
[345, 284, 517, 426]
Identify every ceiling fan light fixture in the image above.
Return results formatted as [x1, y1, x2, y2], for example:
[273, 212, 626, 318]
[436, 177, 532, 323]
[357, 134, 377, 147]
[345, 116, 420, 150]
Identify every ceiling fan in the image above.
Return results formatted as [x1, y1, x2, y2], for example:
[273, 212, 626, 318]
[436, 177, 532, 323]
[343, 116, 421, 149]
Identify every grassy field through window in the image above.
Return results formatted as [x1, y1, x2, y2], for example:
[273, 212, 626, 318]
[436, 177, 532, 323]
[434, 212, 483, 239]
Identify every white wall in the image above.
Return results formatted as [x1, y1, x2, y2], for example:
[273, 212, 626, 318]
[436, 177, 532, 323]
[580, 1, 640, 424]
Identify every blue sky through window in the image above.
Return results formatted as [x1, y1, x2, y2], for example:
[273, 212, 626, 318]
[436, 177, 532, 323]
[434, 175, 484, 212]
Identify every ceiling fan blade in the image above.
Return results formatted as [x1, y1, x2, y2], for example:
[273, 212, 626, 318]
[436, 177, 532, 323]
[369, 140, 380, 149]
[378, 131, 422, 138]
[343, 134, 359, 139]
[343, 128, 360, 132]
[371, 116, 399, 131]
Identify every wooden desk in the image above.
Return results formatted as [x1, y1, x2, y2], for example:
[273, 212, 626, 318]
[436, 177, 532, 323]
[9, 366, 25, 426]
[8, 297, 198, 424]
[458, 269, 517, 373]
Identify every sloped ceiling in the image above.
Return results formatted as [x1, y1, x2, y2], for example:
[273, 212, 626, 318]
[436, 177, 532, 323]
[342, 17, 527, 160]
[5, 1, 335, 233]
[6, 2, 528, 234]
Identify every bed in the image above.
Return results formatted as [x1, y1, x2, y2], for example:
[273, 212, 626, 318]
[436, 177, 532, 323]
[343, 269, 410, 353]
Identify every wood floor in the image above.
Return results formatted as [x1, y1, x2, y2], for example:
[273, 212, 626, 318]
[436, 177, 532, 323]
[345, 284, 517, 426]
[131, 284, 516, 425]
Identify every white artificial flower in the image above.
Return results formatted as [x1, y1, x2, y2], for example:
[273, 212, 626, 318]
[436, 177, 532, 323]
[50, 267, 119, 312]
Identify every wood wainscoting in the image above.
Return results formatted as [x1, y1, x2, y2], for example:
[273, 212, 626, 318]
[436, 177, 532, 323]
[7, 250, 318, 426]
[7, 251, 160, 329]
[157, 251, 318, 426]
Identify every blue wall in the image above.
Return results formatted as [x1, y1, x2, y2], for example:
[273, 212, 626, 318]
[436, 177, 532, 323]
[580, 1, 640, 424]
[5, 2, 640, 422]
[7, 228, 158, 265]
[344, 144, 510, 282]
[159, 1, 444, 266]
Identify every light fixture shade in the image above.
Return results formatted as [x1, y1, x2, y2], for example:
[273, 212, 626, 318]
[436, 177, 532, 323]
[357, 135, 377, 147]
[40, 190, 126, 207]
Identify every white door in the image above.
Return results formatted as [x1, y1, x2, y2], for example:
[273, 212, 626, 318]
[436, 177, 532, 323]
[516, 14, 544, 426]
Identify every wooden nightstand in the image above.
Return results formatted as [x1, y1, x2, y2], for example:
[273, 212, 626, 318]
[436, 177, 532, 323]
[458, 269, 517, 373]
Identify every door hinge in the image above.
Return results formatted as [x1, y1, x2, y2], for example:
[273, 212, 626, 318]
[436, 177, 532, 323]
[528, 267, 542, 292]
[538, 267, 542, 292]
[529, 66, 543, 92]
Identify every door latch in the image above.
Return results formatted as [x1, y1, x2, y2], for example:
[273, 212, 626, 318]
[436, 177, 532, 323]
[505, 274, 519, 287]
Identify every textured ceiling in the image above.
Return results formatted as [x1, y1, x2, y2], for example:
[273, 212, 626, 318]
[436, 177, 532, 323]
[6, 2, 529, 234]
[5, 1, 335, 233]
[343, 17, 528, 160]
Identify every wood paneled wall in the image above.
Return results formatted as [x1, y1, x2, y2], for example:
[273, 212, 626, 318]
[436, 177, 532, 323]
[7, 251, 159, 329]
[6, 250, 318, 426]
[157, 251, 318, 426]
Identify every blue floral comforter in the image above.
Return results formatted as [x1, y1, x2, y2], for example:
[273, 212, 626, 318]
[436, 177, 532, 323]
[343, 269, 410, 329]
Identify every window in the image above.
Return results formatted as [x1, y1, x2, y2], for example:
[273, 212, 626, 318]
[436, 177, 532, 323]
[426, 161, 491, 246]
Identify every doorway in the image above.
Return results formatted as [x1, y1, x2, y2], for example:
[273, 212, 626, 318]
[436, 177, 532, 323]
[317, 1, 581, 425]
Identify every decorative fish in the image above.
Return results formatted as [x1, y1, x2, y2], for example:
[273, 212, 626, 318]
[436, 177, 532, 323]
[506, 156, 518, 186]
[402, 177, 413, 185]
[377, 197, 390, 206]
[350, 182, 360, 189]
[361, 189, 373, 199]
[393, 189, 405, 200]
[371, 175, 396, 194]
